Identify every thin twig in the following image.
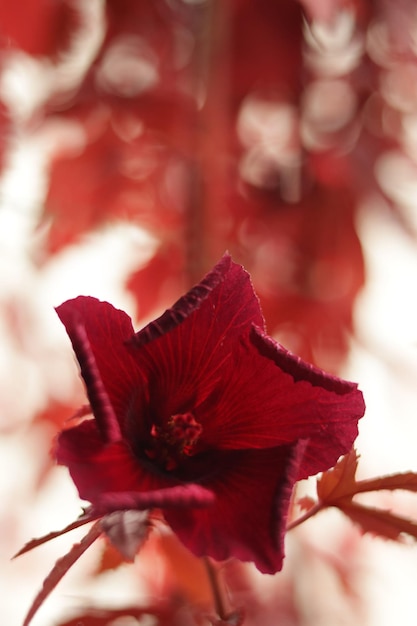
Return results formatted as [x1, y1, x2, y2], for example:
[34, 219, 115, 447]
[204, 556, 228, 621]
[286, 501, 323, 531]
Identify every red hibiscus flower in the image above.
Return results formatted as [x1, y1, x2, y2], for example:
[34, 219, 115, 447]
[55, 254, 365, 574]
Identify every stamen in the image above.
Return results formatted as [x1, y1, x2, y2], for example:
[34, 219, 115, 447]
[167, 412, 202, 454]
[145, 412, 202, 471]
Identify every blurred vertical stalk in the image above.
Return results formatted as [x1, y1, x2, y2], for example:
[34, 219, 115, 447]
[203, 556, 228, 621]
[185, 0, 231, 285]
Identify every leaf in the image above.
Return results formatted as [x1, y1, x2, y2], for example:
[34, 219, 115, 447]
[14, 511, 98, 558]
[296, 496, 316, 512]
[316, 449, 359, 501]
[125, 243, 185, 320]
[317, 449, 417, 501]
[94, 540, 125, 574]
[337, 501, 417, 542]
[22, 521, 102, 626]
[353, 472, 417, 495]
[291, 450, 417, 541]
[0, 0, 82, 57]
[310, 449, 417, 542]
[33, 401, 90, 432]
[100, 510, 150, 561]
[149, 529, 212, 606]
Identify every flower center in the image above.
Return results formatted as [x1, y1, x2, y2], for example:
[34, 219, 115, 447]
[145, 412, 202, 471]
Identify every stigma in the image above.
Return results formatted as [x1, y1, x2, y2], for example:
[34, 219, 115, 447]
[146, 411, 202, 471]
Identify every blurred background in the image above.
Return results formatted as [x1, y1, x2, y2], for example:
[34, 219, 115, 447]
[2, 0, 417, 624]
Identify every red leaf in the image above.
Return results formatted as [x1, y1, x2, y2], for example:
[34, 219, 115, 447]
[94, 540, 125, 574]
[354, 472, 417, 495]
[316, 448, 359, 502]
[337, 501, 417, 542]
[317, 449, 417, 501]
[28, 401, 88, 490]
[14, 512, 97, 558]
[251, 184, 365, 371]
[33, 401, 87, 432]
[145, 529, 212, 606]
[0, 0, 82, 57]
[296, 495, 316, 513]
[22, 521, 102, 626]
[43, 121, 187, 254]
[291, 450, 417, 543]
[230, 0, 303, 100]
[125, 243, 185, 320]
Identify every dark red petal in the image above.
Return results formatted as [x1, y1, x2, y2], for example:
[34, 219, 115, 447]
[251, 326, 358, 392]
[194, 327, 363, 479]
[56, 297, 143, 428]
[55, 420, 179, 504]
[165, 441, 307, 574]
[133, 253, 264, 346]
[250, 327, 365, 478]
[127, 254, 265, 420]
[55, 315, 121, 443]
[92, 484, 215, 515]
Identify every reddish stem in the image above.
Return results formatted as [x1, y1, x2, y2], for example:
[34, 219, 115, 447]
[204, 557, 228, 621]
[286, 501, 323, 531]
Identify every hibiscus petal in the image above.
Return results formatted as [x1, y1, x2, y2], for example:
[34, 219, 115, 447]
[165, 441, 307, 574]
[127, 254, 265, 419]
[92, 484, 216, 515]
[250, 326, 365, 477]
[197, 327, 364, 478]
[55, 315, 121, 443]
[251, 326, 359, 392]
[134, 253, 265, 346]
[55, 420, 181, 504]
[56, 297, 143, 427]
[52, 255, 364, 578]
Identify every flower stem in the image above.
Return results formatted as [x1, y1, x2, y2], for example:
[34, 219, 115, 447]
[286, 501, 323, 531]
[204, 556, 228, 621]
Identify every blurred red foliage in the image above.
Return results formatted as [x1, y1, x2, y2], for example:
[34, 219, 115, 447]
[0, 0, 83, 58]
[4, 0, 417, 624]
[24, 0, 373, 368]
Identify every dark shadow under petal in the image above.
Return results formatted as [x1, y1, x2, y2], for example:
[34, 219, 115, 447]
[55, 420, 183, 505]
[165, 441, 307, 574]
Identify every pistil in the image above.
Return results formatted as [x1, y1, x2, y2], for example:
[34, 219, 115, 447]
[145, 411, 202, 471]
